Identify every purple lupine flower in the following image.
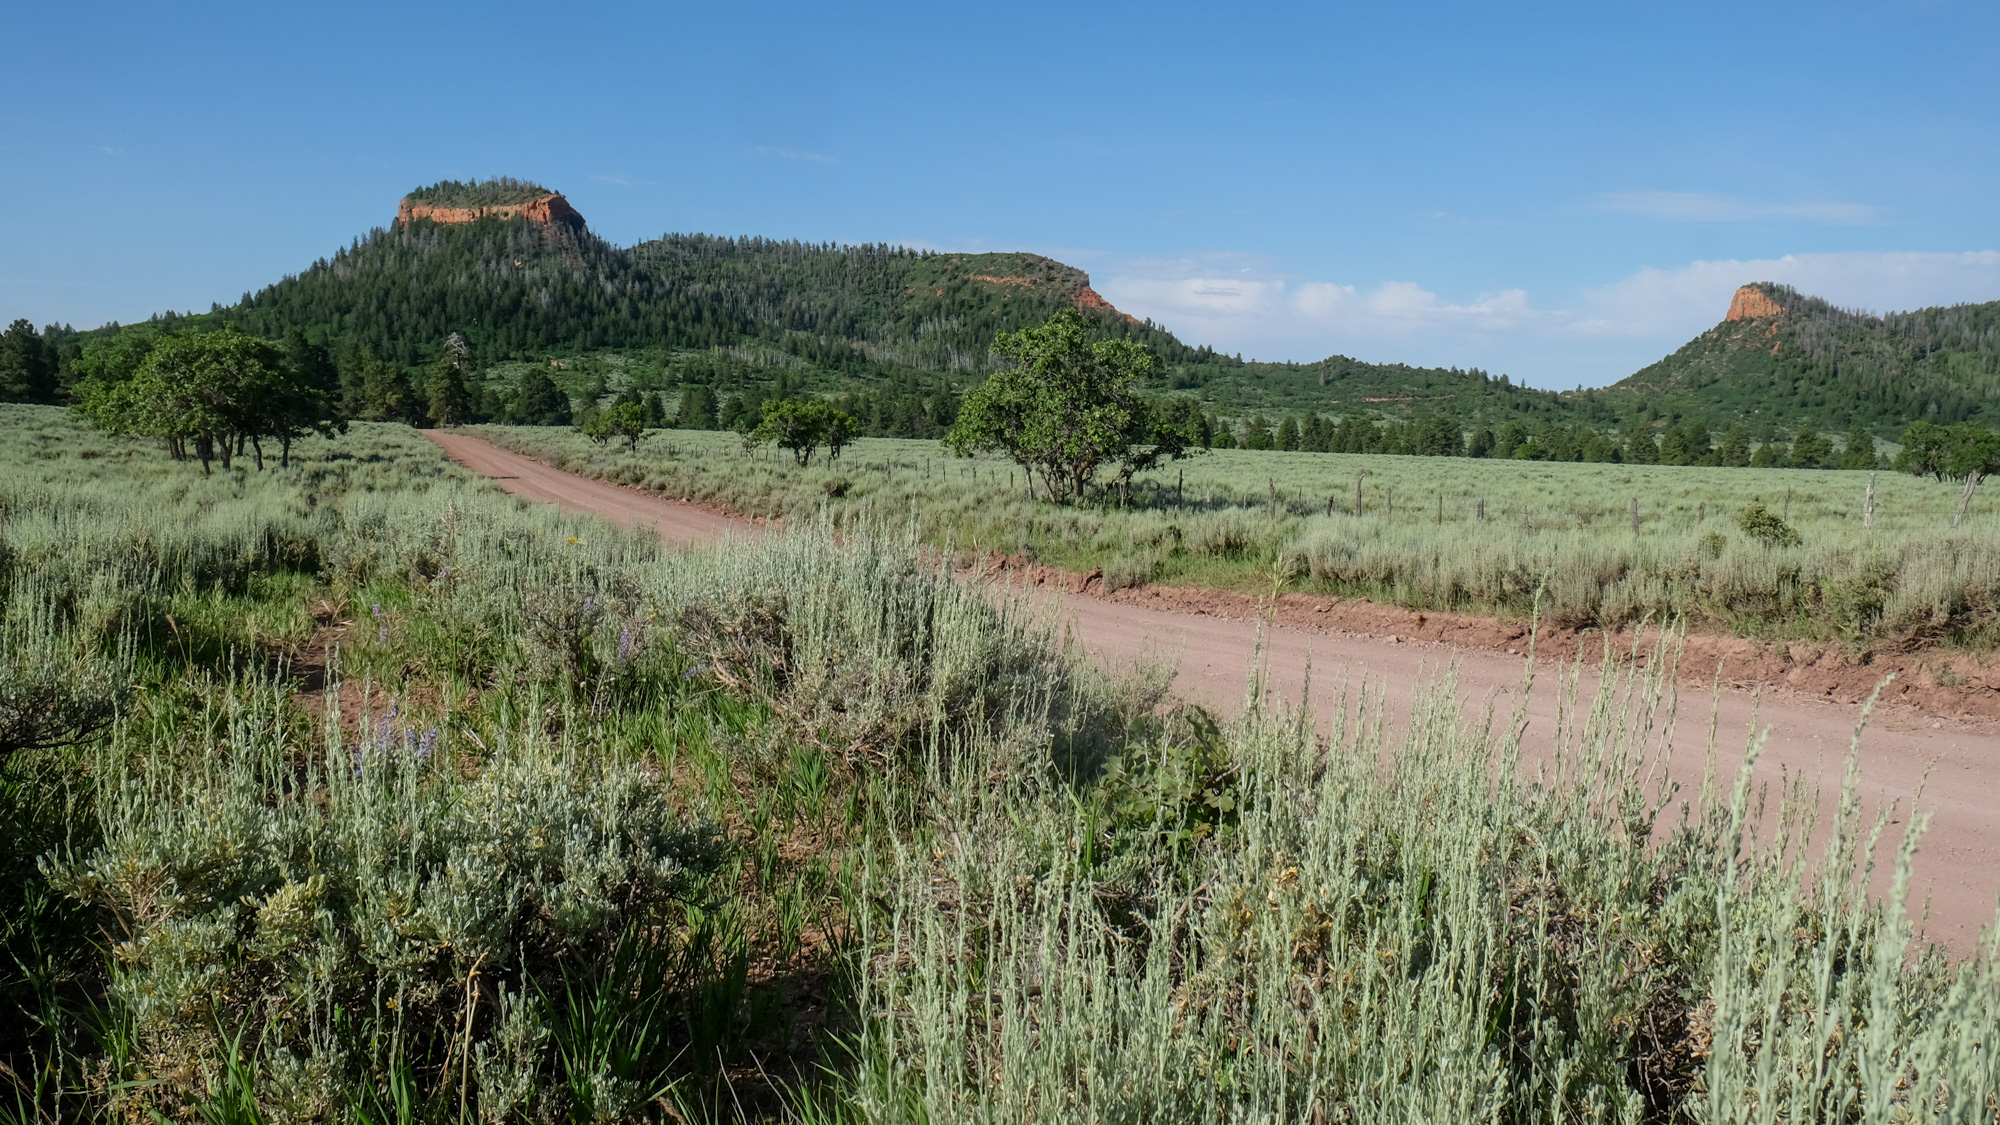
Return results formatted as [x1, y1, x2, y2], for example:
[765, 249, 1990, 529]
[378, 626, 389, 643]
[372, 604, 383, 618]
[436, 566, 451, 580]
[416, 727, 439, 761]
[619, 626, 634, 661]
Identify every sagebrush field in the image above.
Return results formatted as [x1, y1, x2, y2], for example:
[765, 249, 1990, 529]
[476, 424, 2000, 649]
[2, 404, 1997, 1123]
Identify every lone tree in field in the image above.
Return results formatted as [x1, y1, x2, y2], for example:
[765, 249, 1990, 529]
[580, 400, 648, 451]
[746, 398, 857, 466]
[945, 309, 1204, 504]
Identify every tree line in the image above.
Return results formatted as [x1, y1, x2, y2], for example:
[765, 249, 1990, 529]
[1209, 410, 1887, 469]
[11, 307, 1999, 495]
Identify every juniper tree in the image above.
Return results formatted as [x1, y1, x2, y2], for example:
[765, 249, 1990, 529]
[945, 310, 1203, 504]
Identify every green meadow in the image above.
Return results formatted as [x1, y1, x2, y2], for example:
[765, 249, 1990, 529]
[476, 424, 2000, 648]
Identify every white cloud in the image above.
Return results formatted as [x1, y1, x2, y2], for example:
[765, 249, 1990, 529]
[1599, 191, 1883, 225]
[591, 174, 632, 187]
[1095, 250, 2000, 389]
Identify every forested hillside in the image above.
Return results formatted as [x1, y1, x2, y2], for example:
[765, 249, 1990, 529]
[9, 182, 1995, 457]
[5, 179, 1544, 437]
[228, 216, 1202, 377]
[1597, 282, 2000, 433]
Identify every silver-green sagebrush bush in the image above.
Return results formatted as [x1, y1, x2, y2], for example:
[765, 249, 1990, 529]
[843, 652, 2000, 1123]
[47, 676, 720, 1120]
[3, 405, 1999, 1123]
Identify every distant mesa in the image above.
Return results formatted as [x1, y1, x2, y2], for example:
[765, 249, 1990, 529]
[1724, 284, 1786, 321]
[396, 177, 585, 229]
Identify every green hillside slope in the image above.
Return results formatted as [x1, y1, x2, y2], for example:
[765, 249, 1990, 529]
[1595, 282, 2000, 435]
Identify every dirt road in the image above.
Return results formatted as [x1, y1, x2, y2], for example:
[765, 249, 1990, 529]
[427, 431, 2000, 948]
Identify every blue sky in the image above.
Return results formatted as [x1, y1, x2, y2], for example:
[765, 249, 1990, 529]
[3, 0, 1995, 387]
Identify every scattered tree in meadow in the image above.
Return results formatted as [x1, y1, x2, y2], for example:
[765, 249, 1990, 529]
[945, 310, 1204, 504]
[1894, 421, 2000, 482]
[580, 400, 648, 451]
[72, 326, 343, 472]
[745, 398, 858, 466]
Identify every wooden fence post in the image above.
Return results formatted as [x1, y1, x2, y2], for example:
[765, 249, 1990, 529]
[1356, 477, 1364, 516]
[1630, 497, 1640, 534]
[1386, 488, 1393, 520]
[1477, 498, 1485, 521]
[1952, 471, 1980, 530]
[1697, 501, 1705, 523]
[1864, 473, 1875, 529]
[1436, 493, 1443, 525]
[1782, 488, 1791, 521]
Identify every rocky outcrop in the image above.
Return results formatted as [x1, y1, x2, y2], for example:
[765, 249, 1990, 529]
[968, 273, 1138, 322]
[396, 193, 585, 229]
[1725, 284, 1786, 321]
[1073, 285, 1136, 322]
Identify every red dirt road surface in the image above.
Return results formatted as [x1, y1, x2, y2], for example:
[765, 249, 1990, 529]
[427, 431, 2000, 950]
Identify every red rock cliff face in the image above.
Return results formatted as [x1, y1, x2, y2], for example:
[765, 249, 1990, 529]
[1073, 286, 1137, 322]
[396, 193, 584, 228]
[1725, 285, 1785, 321]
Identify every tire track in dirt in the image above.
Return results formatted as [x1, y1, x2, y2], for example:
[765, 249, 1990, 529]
[425, 431, 2000, 949]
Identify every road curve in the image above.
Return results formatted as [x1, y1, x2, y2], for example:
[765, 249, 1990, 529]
[425, 431, 2000, 949]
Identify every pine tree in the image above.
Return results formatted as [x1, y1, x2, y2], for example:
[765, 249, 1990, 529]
[1840, 425, 1878, 470]
[1624, 425, 1660, 465]
[0, 320, 56, 403]
[515, 370, 573, 426]
[1658, 424, 1690, 466]
[427, 333, 472, 427]
[1719, 424, 1752, 467]
[1789, 424, 1833, 468]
